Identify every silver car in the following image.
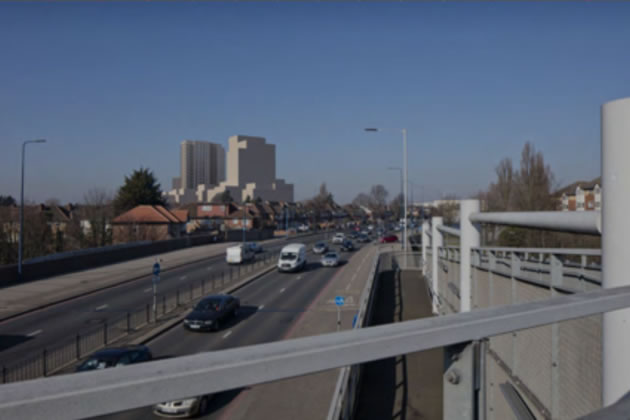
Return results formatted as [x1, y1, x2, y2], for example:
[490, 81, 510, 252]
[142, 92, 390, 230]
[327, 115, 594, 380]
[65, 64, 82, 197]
[321, 252, 340, 267]
[312, 241, 328, 254]
[153, 395, 212, 418]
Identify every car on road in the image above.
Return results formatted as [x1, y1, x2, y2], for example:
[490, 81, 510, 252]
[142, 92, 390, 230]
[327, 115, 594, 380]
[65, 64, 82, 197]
[183, 295, 240, 332]
[248, 242, 263, 254]
[379, 234, 398, 243]
[321, 252, 340, 267]
[312, 241, 328, 254]
[340, 240, 355, 252]
[358, 234, 370, 243]
[332, 232, 345, 244]
[76, 345, 152, 372]
[298, 224, 310, 232]
[154, 394, 213, 418]
[277, 243, 307, 272]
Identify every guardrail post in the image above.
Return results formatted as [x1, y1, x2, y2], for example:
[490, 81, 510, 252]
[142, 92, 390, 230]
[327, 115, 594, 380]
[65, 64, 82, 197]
[510, 252, 520, 377]
[42, 349, 47, 377]
[431, 217, 443, 314]
[550, 254, 563, 418]
[602, 97, 630, 405]
[460, 200, 481, 313]
[422, 220, 430, 277]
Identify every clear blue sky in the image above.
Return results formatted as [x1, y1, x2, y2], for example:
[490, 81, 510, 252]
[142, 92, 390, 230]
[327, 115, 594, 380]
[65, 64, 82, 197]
[1, 2, 628, 205]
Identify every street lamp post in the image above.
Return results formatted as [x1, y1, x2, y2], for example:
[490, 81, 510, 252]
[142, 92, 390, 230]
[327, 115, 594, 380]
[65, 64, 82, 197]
[18, 139, 46, 280]
[365, 128, 408, 257]
[387, 167, 403, 223]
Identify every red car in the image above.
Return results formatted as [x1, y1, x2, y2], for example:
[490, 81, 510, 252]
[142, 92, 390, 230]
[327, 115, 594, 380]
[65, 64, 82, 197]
[379, 234, 398, 243]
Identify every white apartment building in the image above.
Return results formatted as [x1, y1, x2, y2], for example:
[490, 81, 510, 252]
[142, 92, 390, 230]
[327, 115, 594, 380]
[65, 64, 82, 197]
[203, 135, 294, 204]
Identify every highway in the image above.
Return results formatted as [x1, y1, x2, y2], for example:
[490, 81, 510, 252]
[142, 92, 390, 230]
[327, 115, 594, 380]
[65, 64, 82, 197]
[90, 242, 362, 419]
[0, 234, 327, 368]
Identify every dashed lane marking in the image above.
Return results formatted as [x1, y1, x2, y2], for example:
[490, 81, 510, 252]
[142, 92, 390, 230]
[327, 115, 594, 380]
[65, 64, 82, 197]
[27, 329, 43, 337]
[222, 330, 232, 339]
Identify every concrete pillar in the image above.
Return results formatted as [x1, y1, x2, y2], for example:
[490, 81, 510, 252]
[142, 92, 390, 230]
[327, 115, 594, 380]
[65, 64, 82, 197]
[602, 97, 630, 406]
[422, 220, 430, 277]
[431, 217, 443, 314]
[460, 200, 481, 312]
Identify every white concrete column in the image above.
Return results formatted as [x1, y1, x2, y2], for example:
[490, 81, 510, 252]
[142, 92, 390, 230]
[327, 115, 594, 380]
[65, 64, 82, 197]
[431, 217, 443, 313]
[602, 97, 630, 406]
[422, 220, 430, 277]
[460, 200, 481, 312]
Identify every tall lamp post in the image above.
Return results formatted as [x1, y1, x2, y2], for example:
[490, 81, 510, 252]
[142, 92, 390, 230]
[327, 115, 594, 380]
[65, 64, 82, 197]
[365, 128, 408, 255]
[18, 139, 47, 280]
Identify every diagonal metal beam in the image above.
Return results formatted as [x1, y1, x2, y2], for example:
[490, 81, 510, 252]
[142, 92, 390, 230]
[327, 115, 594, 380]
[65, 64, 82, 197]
[1, 285, 630, 420]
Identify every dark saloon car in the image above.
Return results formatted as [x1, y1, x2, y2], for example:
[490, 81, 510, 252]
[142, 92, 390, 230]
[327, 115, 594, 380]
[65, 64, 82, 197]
[76, 345, 152, 372]
[340, 240, 355, 252]
[184, 295, 240, 332]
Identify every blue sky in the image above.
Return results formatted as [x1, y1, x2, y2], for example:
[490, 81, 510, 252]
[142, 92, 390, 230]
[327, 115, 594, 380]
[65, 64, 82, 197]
[1, 2, 628, 205]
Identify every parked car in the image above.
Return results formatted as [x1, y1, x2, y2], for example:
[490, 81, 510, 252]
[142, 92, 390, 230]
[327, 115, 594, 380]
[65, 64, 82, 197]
[183, 295, 240, 332]
[248, 242, 263, 253]
[340, 240, 355, 252]
[321, 252, 340, 267]
[226, 244, 255, 264]
[332, 232, 345, 244]
[312, 241, 328, 254]
[277, 243, 307, 272]
[154, 394, 213, 418]
[76, 345, 152, 372]
[379, 234, 398, 243]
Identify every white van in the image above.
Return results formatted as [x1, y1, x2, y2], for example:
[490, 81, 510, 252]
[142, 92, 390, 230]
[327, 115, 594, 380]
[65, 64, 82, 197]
[226, 245, 255, 265]
[277, 243, 307, 272]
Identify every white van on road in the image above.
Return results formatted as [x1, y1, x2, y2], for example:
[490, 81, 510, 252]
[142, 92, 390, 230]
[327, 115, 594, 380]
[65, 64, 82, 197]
[277, 243, 307, 272]
[226, 245, 255, 265]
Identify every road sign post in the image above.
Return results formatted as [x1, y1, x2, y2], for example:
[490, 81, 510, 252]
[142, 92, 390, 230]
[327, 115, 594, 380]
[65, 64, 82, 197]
[335, 296, 345, 332]
[152, 262, 161, 322]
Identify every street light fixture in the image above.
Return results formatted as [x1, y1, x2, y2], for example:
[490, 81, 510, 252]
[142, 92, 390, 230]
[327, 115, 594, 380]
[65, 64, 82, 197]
[19, 139, 47, 280]
[364, 128, 408, 255]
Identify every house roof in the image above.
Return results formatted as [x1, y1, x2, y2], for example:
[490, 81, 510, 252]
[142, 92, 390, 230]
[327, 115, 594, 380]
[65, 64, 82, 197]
[171, 209, 189, 223]
[112, 205, 184, 224]
[555, 177, 601, 197]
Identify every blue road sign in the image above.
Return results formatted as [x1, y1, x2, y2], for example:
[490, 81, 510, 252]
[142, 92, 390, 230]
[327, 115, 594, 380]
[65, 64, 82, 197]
[335, 296, 345, 306]
[352, 313, 358, 328]
[153, 262, 160, 276]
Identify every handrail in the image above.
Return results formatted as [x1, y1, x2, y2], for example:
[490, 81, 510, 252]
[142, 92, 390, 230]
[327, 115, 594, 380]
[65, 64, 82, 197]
[2, 285, 630, 420]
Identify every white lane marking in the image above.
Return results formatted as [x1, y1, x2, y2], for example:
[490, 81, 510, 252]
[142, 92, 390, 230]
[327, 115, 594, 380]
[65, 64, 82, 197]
[144, 287, 152, 293]
[180, 275, 188, 280]
[222, 330, 232, 339]
[258, 305, 265, 310]
[280, 288, 286, 294]
[296, 275, 302, 280]
[27, 329, 43, 337]
[95, 304, 108, 311]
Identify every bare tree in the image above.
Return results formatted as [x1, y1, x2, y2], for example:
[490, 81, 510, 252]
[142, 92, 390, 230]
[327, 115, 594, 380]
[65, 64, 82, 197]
[513, 142, 556, 211]
[45, 198, 61, 207]
[352, 193, 372, 208]
[369, 185, 389, 216]
[82, 188, 113, 248]
[434, 194, 460, 225]
[389, 193, 404, 221]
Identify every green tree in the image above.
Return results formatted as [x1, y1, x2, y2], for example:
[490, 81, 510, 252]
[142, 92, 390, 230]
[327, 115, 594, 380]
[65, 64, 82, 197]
[220, 190, 233, 204]
[113, 168, 165, 215]
[0, 195, 16, 206]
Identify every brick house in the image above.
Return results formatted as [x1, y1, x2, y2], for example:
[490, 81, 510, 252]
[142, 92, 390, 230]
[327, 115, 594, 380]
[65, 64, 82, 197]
[111, 205, 187, 243]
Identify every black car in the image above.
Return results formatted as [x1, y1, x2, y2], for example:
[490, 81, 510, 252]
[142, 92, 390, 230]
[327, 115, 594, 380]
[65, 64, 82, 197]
[340, 240, 355, 252]
[76, 345, 152, 372]
[184, 295, 240, 332]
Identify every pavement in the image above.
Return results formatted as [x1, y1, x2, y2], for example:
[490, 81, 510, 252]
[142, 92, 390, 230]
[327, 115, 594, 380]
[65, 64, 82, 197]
[354, 256, 443, 420]
[89, 241, 379, 420]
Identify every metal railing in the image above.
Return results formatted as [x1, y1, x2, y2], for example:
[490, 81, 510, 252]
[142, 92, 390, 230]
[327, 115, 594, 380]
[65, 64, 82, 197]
[0, 250, 282, 383]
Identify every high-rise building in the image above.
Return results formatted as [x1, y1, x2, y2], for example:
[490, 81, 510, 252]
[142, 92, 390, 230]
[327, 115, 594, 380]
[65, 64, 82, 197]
[179, 140, 225, 190]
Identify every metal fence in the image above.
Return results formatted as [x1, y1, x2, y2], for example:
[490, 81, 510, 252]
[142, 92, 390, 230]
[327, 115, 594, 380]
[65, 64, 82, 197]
[436, 246, 604, 420]
[1, 250, 282, 384]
